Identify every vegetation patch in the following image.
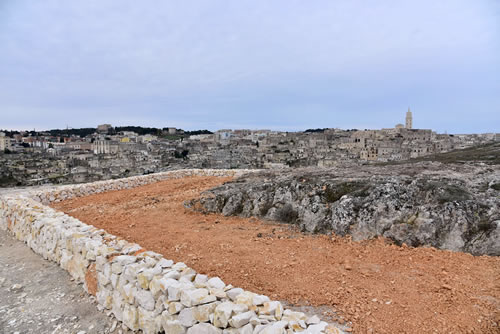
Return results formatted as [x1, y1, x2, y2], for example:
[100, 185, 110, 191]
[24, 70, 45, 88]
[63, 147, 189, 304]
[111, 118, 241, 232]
[477, 219, 495, 233]
[323, 181, 370, 203]
[0, 174, 18, 186]
[275, 204, 298, 224]
[259, 201, 274, 216]
[379, 142, 500, 166]
[436, 184, 471, 204]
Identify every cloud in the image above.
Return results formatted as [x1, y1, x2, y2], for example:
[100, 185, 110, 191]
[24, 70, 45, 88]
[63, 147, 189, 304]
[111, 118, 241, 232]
[0, 0, 499, 133]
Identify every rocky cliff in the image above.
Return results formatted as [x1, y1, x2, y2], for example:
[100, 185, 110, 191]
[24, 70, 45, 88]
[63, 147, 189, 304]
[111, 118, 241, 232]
[187, 162, 500, 256]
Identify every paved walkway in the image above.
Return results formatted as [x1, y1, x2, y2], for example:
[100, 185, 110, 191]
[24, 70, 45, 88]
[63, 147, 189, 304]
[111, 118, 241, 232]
[0, 229, 116, 334]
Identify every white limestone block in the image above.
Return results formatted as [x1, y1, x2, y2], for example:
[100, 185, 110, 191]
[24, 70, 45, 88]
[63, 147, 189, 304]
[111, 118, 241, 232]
[259, 301, 283, 320]
[258, 321, 287, 334]
[164, 270, 181, 280]
[235, 291, 257, 307]
[282, 310, 306, 322]
[193, 301, 219, 323]
[123, 304, 139, 331]
[121, 282, 136, 304]
[230, 311, 256, 328]
[157, 258, 174, 268]
[194, 274, 208, 285]
[207, 277, 226, 290]
[112, 290, 124, 321]
[179, 307, 198, 327]
[303, 321, 329, 334]
[181, 288, 215, 307]
[138, 307, 162, 334]
[162, 319, 187, 334]
[209, 287, 227, 299]
[96, 288, 113, 309]
[168, 301, 185, 315]
[226, 288, 244, 301]
[172, 262, 188, 271]
[136, 289, 155, 311]
[213, 301, 236, 328]
[252, 295, 270, 306]
[188, 323, 223, 334]
[306, 315, 320, 325]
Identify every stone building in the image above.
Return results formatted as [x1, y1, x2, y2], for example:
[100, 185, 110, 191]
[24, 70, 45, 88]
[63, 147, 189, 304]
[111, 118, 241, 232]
[406, 108, 413, 129]
[93, 138, 119, 154]
[97, 124, 113, 134]
[0, 132, 12, 151]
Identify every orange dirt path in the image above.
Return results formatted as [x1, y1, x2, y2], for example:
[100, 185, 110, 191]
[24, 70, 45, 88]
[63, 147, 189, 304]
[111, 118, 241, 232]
[51, 176, 500, 333]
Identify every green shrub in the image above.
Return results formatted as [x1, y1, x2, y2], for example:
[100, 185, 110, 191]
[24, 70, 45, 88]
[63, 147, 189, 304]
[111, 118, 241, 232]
[437, 185, 471, 204]
[275, 204, 298, 224]
[259, 201, 273, 216]
[324, 182, 369, 202]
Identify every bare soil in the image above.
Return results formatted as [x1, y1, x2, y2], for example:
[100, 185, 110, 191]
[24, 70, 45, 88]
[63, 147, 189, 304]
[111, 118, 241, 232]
[0, 230, 114, 334]
[51, 176, 500, 333]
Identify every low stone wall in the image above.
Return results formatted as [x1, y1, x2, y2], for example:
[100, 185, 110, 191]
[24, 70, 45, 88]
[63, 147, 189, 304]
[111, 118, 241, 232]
[0, 169, 345, 334]
[23, 169, 255, 205]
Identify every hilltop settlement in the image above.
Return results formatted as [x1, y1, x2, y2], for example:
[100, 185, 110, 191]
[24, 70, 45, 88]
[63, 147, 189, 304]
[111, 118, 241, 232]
[1, 111, 498, 186]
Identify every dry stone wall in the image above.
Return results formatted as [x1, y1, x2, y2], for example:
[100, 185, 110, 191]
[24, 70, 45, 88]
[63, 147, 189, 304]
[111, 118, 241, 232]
[0, 169, 345, 334]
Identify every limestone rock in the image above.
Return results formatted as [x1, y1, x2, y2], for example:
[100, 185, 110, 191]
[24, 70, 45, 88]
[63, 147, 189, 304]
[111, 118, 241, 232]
[96, 288, 113, 309]
[137, 271, 153, 289]
[112, 290, 124, 321]
[10, 284, 23, 292]
[235, 291, 256, 307]
[324, 325, 346, 334]
[193, 302, 219, 323]
[229, 311, 256, 328]
[138, 307, 162, 334]
[258, 321, 287, 334]
[304, 321, 328, 334]
[188, 323, 223, 334]
[252, 295, 270, 306]
[213, 301, 236, 328]
[288, 320, 306, 331]
[157, 258, 174, 268]
[194, 274, 208, 285]
[207, 277, 226, 290]
[260, 301, 283, 319]
[123, 304, 139, 331]
[306, 315, 320, 325]
[209, 287, 227, 299]
[121, 282, 136, 304]
[224, 323, 254, 334]
[181, 288, 215, 307]
[179, 307, 198, 327]
[162, 319, 187, 334]
[164, 270, 182, 280]
[168, 301, 185, 315]
[168, 282, 195, 302]
[136, 289, 155, 311]
[282, 310, 306, 322]
[226, 288, 244, 301]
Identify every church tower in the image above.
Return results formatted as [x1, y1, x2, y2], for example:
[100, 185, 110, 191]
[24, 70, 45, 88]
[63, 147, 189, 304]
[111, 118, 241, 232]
[405, 107, 413, 129]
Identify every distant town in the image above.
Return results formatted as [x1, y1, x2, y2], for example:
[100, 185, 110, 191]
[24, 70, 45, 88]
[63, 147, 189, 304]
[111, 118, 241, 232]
[1, 110, 498, 187]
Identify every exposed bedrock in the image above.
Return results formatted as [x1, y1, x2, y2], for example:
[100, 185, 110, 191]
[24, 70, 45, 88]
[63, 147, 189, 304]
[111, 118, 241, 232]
[187, 163, 500, 256]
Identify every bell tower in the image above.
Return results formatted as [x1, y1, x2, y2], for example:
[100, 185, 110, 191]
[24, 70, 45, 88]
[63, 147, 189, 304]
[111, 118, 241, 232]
[405, 107, 413, 129]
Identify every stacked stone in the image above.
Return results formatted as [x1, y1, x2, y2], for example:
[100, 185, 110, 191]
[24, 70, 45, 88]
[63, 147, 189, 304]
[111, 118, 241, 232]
[0, 169, 345, 334]
[25, 169, 256, 205]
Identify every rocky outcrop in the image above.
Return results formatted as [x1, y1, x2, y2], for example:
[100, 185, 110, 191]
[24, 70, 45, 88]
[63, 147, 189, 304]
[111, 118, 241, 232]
[187, 163, 500, 256]
[1, 169, 348, 333]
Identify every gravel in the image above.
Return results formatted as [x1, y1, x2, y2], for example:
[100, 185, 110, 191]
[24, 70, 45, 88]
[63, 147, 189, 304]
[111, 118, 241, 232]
[0, 229, 116, 334]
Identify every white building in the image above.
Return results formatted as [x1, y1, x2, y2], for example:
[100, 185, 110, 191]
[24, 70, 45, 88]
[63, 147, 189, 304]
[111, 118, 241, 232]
[93, 139, 119, 154]
[0, 132, 12, 151]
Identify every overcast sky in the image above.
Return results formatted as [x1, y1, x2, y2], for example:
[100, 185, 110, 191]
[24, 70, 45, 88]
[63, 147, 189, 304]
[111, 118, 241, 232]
[0, 0, 499, 133]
